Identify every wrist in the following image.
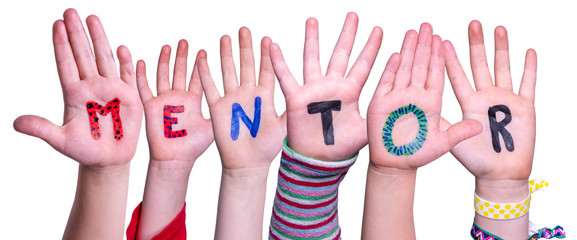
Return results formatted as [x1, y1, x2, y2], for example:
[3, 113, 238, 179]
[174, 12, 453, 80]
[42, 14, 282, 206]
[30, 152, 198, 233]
[283, 134, 360, 162]
[78, 161, 131, 183]
[147, 158, 194, 183]
[285, 137, 359, 162]
[368, 161, 417, 176]
[222, 166, 270, 184]
[475, 178, 529, 203]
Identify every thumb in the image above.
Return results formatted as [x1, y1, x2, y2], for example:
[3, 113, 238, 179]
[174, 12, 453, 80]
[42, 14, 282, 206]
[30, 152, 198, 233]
[439, 116, 452, 132]
[13, 115, 65, 151]
[443, 119, 482, 148]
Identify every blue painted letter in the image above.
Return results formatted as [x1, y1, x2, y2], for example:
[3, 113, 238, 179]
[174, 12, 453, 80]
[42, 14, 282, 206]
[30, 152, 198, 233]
[231, 96, 262, 140]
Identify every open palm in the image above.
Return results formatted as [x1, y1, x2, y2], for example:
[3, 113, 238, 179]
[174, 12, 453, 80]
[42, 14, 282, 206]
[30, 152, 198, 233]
[270, 12, 383, 161]
[368, 23, 481, 170]
[198, 28, 285, 170]
[136, 40, 213, 163]
[444, 21, 537, 181]
[13, 9, 142, 167]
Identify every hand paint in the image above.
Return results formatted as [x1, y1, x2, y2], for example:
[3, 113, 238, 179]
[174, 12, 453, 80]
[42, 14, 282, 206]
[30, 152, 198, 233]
[307, 100, 341, 145]
[231, 96, 261, 140]
[164, 105, 187, 138]
[382, 104, 427, 156]
[86, 98, 123, 140]
[488, 105, 514, 152]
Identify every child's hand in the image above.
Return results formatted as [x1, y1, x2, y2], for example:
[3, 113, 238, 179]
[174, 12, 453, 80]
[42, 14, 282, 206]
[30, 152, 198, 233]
[134, 40, 214, 240]
[13, 9, 143, 168]
[444, 21, 537, 185]
[12, 9, 142, 239]
[444, 20, 537, 239]
[367, 23, 481, 170]
[198, 27, 285, 240]
[197, 27, 285, 171]
[137, 40, 213, 166]
[269, 12, 382, 161]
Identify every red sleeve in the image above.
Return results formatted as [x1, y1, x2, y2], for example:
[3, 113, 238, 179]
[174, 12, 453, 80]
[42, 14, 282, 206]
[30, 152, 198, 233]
[126, 202, 187, 240]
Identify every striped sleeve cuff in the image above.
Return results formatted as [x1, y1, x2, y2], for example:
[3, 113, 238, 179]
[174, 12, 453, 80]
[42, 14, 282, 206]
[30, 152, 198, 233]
[269, 138, 357, 240]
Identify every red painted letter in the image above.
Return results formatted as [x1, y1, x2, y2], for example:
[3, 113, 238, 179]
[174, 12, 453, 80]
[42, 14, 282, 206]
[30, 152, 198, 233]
[86, 98, 123, 140]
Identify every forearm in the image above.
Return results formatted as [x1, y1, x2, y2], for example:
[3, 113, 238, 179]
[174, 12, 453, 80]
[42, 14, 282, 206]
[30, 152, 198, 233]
[215, 166, 270, 240]
[137, 159, 193, 240]
[361, 163, 417, 240]
[473, 179, 530, 239]
[63, 163, 131, 240]
[269, 141, 357, 239]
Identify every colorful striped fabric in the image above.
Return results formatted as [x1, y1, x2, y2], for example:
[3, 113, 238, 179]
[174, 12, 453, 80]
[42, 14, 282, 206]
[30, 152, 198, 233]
[528, 226, 566, 240]
[471, 223, 504, 240]
[269, 139, 357, 240]
[471, 223, 566, 240]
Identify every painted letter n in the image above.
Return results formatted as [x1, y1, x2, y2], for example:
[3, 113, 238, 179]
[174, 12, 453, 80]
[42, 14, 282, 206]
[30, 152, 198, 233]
[230, 97, 262, 140]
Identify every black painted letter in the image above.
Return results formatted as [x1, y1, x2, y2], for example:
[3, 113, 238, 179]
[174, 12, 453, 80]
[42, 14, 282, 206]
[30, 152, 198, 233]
[488, 105, 514, 153]
[307, 100, 341, 145]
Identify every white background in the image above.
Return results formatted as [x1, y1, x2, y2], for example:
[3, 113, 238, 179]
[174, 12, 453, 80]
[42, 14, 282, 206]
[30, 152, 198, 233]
[1, 0, 575, 239]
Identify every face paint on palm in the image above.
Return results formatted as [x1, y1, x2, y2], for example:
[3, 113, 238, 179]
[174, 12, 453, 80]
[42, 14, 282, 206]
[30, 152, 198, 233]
[488, 105, 514, 153]
[86, 98, 123, 140]
[382, 104, 427, 156]
[164, 105, 187, 138]
[307, 100, 341, 145]
[231, 96, 262, 140]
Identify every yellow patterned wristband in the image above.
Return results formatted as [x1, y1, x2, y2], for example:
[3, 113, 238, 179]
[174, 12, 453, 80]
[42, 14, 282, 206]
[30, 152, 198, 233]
[474, 180, 548, 220]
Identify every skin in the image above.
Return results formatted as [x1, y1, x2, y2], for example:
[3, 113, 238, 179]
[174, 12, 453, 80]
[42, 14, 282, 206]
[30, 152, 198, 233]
[197, 27, 286, 240]
[269, 12, 383, 162]
[362, 23, 482, 239]
[135, 40, 214, 240]
[13, 8, 143, 240]
[443, 20, 537, 239]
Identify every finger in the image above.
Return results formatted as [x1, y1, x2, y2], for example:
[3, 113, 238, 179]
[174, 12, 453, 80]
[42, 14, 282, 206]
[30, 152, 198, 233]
[239, 27, 257, 87]
[63, 8, 98, 79]
[53, 20, 79, 88]
[85, 15, 118, 77]
[468, 20, 493, 90]
[394, 30, 418, 89]
[188, 51, 204, 102]
[326, 12, 359, 77]
[425, 35, 445, 93]
[494, 26, 513, 90]
[197, 50, 221, 105]
[156, 45, 172, 95]
[444, 40, 474, 102]
[442, 119, 483, 150]
[346, 26, 383, 87]
[117, 45, 136, 87]
[258, 37, 275, 92]
[136, 60, 154, 103]
[373, 53, 401, 98]
[13, 115, 65, 153]
[303, 17, 322, 82]
[410, 23, 433, 88]
[220, 35, 239, 93]
[519, 49, 537, 102]
[269, 43, 299, 97]
[172, 39, 189, 90]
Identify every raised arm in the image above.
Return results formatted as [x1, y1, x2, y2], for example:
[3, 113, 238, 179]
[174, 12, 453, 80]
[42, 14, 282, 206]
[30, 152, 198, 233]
[13, 9, 143, 240]
[268, 12, 382, 239]
[127, 39, 214, 240]
[362, 23, 481, 239]
[197, 27, 286, 240]
[443, 20, 537, 239]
